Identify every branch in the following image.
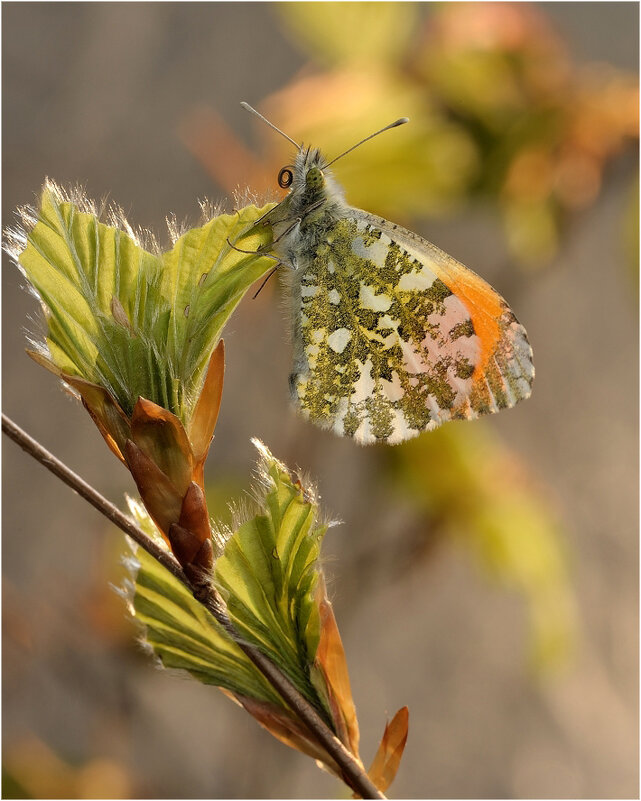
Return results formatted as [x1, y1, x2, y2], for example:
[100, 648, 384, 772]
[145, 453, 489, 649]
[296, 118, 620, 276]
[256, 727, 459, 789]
[2, 413, 385, 800]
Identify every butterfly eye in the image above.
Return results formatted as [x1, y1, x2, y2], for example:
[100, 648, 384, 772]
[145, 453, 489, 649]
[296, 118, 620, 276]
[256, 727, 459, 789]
[278, 167, 294, 188]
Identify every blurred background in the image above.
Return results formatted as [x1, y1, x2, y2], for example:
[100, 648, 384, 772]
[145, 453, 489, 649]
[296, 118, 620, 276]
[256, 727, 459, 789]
[2, 3, 638, 798]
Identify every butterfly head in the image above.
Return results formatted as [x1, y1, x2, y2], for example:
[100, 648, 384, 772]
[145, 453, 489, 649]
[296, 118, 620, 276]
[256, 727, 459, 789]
[276, 147, 344, 208]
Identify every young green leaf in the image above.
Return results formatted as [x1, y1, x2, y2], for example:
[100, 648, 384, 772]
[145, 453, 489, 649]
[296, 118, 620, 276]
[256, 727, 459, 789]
[7, 180, 275, 423]
[124, 441, 361, 768]
[128, 517, 283, 706]
[213, 440, 327, 713]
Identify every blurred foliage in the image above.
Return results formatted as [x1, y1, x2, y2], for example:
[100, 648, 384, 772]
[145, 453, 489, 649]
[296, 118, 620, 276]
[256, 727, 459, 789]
[267, 2, 638, 268]
[279, 1, 418, 67]
[389, 425, 577, 670]
[182, 3, 637, 270]
[625, 177, 639, 297]
[2, 736, 133, 799]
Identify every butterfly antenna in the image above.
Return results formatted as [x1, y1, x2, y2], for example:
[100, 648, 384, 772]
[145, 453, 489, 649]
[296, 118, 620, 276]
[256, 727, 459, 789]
[240, 101, 301, 150]
[324, 117, 409, 168]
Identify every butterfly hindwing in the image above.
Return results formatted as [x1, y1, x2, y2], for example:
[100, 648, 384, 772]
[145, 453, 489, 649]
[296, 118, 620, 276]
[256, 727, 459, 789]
[289, 211, 533, 445]
[357, 212, 535, 410]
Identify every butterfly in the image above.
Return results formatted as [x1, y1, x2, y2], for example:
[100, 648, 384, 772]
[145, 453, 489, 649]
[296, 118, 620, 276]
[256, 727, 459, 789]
[241, 103, 534, 445]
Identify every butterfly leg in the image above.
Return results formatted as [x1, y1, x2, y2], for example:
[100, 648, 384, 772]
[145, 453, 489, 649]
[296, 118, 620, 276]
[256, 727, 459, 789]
[227, 216, 302, 255]
[252, 263, 284, 299]
[269, 216, 303, 245]
[251, 202, 284, 227]
[299, 199, 325, 219]
[226, 237, 281, 256]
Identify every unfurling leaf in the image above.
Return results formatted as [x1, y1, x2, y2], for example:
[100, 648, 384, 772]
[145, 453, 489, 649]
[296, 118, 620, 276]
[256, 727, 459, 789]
[189, 341, 225, 479]
[127, 504, 284, 705]
[130, 399, 194, 497]
[6, 181, 276, 571]
[6, 180, 275, 424]
[367, 707, 409, 793]
[124, 442, 407, 782]
[311, 579, 359, 756]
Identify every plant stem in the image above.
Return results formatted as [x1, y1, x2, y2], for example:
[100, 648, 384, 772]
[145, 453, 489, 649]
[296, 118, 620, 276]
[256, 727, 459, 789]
[2, 413, 385, 801]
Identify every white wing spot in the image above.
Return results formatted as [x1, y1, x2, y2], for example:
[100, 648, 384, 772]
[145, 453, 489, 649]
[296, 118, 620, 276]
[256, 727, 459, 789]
[380, 371, 405, 402]
[386, 408, 420, 445]
[327, 327, 352, 354]
[359, 283, 392, 312]
[305, 343, 320, 369]
[352, 357, 376, 400]
[400, 338, 427, 374]
[328, 288, 341, 304]
[353, 416, 373, 445]
[398, 270, 435, 292]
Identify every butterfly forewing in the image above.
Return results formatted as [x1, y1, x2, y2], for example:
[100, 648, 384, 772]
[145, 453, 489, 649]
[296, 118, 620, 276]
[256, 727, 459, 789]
[289, 211, 533, 445]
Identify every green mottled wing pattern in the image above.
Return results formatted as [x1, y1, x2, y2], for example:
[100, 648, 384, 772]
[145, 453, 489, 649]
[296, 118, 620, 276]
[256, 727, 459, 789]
[287, 213, 533, 444]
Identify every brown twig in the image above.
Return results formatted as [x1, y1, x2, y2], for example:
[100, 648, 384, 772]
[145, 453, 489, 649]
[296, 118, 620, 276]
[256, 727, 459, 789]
[2, 412, 385, 801]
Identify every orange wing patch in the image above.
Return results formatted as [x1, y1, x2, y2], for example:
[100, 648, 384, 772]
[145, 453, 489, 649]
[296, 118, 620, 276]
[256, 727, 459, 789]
[441, 265, 504, 380]
[440, 262, 533, 415]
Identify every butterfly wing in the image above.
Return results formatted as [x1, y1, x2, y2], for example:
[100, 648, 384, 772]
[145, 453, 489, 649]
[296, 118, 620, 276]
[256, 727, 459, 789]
[288, 210, 534, 445]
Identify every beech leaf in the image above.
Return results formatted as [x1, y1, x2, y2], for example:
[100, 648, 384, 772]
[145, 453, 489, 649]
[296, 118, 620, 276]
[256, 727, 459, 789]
[7, 180, 275, 424]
